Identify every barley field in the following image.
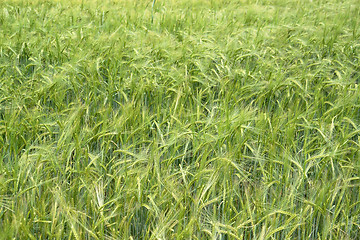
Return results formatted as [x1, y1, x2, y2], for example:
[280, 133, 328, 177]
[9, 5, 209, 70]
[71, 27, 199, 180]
[0, 0, 360, 239]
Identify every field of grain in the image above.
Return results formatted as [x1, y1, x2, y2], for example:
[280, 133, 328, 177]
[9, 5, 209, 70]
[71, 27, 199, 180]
[0, 0, 360, 239]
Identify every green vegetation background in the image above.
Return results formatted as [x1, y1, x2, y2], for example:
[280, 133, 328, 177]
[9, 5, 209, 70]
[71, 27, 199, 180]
[0, 0, 359, 239]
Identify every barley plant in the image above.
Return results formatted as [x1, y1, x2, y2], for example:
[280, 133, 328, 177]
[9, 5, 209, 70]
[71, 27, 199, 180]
[0, 0, 359, 239]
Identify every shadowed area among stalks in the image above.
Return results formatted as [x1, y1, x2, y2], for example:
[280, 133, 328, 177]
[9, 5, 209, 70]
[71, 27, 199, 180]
[0, 0, 359, 239]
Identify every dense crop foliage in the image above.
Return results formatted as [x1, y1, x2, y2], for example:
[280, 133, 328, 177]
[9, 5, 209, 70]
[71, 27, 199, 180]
[0, 0, 360, 239]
